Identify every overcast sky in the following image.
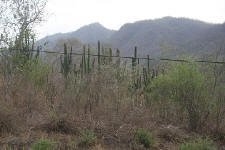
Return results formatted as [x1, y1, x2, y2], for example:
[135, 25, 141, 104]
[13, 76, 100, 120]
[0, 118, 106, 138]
[36, 0, 225, 39]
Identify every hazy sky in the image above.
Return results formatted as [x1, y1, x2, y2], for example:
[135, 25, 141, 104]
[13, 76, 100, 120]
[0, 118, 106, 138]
[37, 0, 225, 39]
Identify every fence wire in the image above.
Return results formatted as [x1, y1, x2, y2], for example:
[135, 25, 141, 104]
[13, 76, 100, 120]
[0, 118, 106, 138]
[0, 49, 225, 64]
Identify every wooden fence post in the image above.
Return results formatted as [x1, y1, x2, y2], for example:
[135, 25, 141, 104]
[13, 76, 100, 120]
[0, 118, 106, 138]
[147, 55, 150, 73]
[109, 48, 112, 63]
[116, 49, 120, 67]
[83, 45, 86, 74]
[132, 46, 137, 68]
[98, 41, 101, 70]
[87, 44, 90, 73]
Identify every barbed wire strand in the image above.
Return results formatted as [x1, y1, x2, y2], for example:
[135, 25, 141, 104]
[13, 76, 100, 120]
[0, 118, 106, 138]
[0, 49, 225, 64]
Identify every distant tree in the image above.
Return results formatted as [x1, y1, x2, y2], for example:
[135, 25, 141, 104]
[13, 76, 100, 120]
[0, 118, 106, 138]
[0, 0, 47, 52]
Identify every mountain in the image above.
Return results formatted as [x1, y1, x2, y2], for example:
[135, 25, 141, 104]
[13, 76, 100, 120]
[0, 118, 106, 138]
[185, 23, 225, 56]
[69, 22, 115, 43]
[37, 33, 83, 52]
[36, 33, 83, 63]
[38, 17, 225, 58]
[37, 23, 115, 52]
[110, 17, 225, 57]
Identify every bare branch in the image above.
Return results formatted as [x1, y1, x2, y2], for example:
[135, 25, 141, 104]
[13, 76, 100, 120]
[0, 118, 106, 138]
[0, 0, 47, 48]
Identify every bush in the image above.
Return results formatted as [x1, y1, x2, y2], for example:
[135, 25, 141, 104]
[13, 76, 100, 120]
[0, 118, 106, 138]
[79, 129, 97, 147]
[23, 58, 50, 87]
[146, 62, 209, 131]
[31, 138, 54, 150]
[5, 51, 50, 87]
[134, 128, 154, 148]
[180, 138, 217, 150]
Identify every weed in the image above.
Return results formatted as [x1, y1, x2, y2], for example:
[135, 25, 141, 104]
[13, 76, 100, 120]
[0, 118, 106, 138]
[31, 138, 54, 150]
[79, 129, 97, 147]
[180, 138, 217, 150]
[134, 128, 154, 148]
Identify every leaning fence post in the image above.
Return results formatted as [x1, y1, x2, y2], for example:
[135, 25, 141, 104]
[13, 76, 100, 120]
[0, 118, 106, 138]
[83, 45, 86, 74]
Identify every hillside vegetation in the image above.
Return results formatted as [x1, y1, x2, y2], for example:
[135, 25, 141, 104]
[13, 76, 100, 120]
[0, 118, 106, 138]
[1, 3, 225, 148]
[0, 42, 225, 149]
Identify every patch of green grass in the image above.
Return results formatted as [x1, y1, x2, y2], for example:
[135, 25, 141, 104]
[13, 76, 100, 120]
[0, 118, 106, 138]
[134, 128, 154, 148]
[180, 138, 217, 150]
[79, 129, 97, 147]
[31, 138, 54, 150]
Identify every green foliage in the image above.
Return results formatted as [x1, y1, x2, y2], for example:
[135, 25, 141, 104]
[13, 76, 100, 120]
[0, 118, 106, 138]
[23, 58, 50, 87]
[14, 28, 36, 59]
[1, 51, 49, 86]
[134, 128, 154, 148]
[146, 62, 209, 130]
[180, 138, 217, 150]
[169, 63, 205, 101]
[7, 28, 38, 70]
[149, 62, 205, 101]
[31, 138, 54, 150]
[60, 44, 72, 78]
[3, 29, 40, 75]
[79, 129, 96, 147]
[146, 72, 173, 102]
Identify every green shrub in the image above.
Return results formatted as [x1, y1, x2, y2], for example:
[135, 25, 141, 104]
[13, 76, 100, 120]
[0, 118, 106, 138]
[134, 128, 154, 148]
[79, 129, 96, 147]
[145, 72, 173, 103]
[146, 62, 209, 131]
[180, 138, 217, 150]
[5, 51, 50, 87]
[23, 58, 50, 87]
[31, 138, 54, 150]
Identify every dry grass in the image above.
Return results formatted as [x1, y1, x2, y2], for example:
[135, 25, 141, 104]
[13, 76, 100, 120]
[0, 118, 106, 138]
[0, 61, 224, 149]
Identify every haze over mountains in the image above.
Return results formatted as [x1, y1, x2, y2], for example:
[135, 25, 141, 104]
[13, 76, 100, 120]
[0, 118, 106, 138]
[68, 23, 115, 43]
[38, 17, 225, 57]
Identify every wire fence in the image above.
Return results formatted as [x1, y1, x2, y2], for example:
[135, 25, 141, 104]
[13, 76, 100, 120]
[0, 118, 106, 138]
[1, 47, 224, 88]
[1, 48, 225, 64]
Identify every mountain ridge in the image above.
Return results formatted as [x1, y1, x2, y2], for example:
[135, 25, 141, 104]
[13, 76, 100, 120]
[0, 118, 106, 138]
[68, 22, 115, 43]
[38, 17, 225, 57]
